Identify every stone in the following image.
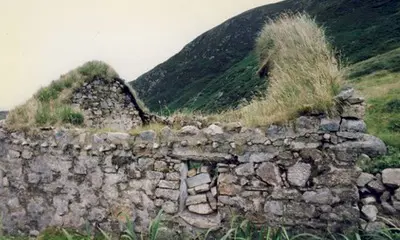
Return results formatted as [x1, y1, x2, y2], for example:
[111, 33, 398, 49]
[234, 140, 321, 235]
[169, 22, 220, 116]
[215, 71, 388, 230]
[206, 192, 217, 210]
[287, 163, 312, 187]
[21, 150, 33, 159]
[188, 203, 214, 215]
[264, 201, 283, 216]
[320, 118, 341, 132]
[302, 188, 340, 205]
[166, 172, 180, 181]
[367, 179, 386, 193]
[107, 132, 130, 144]
[336, 88, 354, 101]
[139, 130, 156, 142]
[29, 230, 40, 237]
[341, 104, 365, 119]
[234, 163, 254, 176]
[186, 173, 211, 188]
[186, 194, 207, 206]
[361, 221, 386, 233]
[256, 162, 282, 187]
[382, 168, 400, 187]
[361, 196, 376, 205]
[290, 142, 321, 151]
[179, 211, 221, 229]
[361, 205, 378, 222]
[180, 126, 200, 135]
[340, 119, 367, 133]
[381, 201, 397, 215]
[248, 152, 279, 163]
[204, 124, 223, 135]
[271, 189, 301, 200]
[194, 184, 210, 193]
[187, 169, 197, 177]
[392, 201, 400, 210]
[380, 191, 391, 202]
[155, 188, 180, 201]
[162, 201, 178, 214]
[394, 189, 400, 200]
[158, 180, 180, 189]
[154, 161, 168, 172]
[138, 158, 155, 171]
[145, 171, 164, 180]
[357, 172, 375, 187]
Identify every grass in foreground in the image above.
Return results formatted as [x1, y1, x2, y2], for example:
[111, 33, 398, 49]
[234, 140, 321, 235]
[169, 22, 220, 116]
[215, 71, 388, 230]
[214, 13, 343, 127]
[6, 61, 118, 131]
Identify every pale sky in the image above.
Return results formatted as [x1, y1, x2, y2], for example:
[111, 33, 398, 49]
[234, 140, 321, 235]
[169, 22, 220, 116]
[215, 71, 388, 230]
[0, 0, 281, 110]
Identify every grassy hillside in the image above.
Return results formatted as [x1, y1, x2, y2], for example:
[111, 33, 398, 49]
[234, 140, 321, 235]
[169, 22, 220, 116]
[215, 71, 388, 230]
[131, 0, 400, 113]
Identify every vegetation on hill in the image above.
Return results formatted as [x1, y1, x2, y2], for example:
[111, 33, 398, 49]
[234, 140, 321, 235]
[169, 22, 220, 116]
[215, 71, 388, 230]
[6, 61, 118, 130]
[213, 13, 342, 126]
[0, 111, 7, 120]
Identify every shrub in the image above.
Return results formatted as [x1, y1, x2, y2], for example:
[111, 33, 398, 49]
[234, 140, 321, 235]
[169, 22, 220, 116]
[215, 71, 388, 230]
[388, 118, 400, 132]
[58, 107, 84, 125]
[217, 13, 343, 126]
[361, 146, 400, 174]
[386, 99, 400, 112]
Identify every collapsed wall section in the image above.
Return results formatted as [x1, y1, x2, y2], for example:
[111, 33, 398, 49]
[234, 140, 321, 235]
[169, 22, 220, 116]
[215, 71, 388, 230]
[0, 89, 387, 236]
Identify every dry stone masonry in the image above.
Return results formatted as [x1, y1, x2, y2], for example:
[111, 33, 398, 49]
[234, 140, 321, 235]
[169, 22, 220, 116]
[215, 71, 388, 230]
[0, 88, 393, 236]
[72, 77, 144, 131]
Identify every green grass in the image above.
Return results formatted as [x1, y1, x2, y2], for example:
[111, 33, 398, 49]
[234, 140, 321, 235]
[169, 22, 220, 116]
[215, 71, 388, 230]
[6, 61, 118, 130]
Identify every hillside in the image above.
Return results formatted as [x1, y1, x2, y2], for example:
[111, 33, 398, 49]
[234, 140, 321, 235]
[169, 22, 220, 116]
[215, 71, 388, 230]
[0, 111, 7, 120]
[131, 0, 400, 113]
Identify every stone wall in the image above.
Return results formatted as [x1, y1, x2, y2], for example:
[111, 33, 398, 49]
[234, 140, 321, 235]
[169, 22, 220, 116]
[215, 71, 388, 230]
[0, 89, 388, 236]
[71, 77, 143, 131]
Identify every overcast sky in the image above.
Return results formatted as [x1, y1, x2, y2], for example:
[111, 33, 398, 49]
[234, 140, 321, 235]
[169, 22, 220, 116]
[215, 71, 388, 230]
[0, 0, 281, 110]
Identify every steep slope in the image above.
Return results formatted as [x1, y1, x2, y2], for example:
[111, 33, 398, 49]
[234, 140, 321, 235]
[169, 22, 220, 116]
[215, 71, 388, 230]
[131, 0, 400, 113]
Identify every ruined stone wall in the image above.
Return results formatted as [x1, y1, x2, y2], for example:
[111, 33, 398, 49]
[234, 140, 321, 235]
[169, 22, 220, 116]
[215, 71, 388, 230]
[0, 90, 387, 236]
[72, 77, 143, 131]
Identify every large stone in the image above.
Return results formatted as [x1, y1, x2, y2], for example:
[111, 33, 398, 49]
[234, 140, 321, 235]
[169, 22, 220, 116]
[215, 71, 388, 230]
[203, 124, 223, 136]
[320, 118, 341, 132]
[335, 88, 354, 101]
[302, 188, 340, 205]
[329, 134, 387, 158]
[186, 194, 207, 206]
[180, 126, 200, 135]
[290, 142, 321, 151]
[361, 205, 378, 222]
[139, 130, 156, 142]
[382, 168, 400, 187]
[179, 211, 221, 229]
[155, 188, 180, 201]
[107, 132, 130, 144]
[264, 201, 283, 216]
[138, 158, 155, 171]
[256, 162, 282, 187]
[367, 179, 386, 193]
[287, 163, 312, 187]
[247, 152, 279, 163]
[188, 203, 214, 215]
[357, 172, 375, 187]
[341, 104, 365, 119]
[234, 163, 254, 176]
[162, 201, 178, 214]
[21, 150, 33, 160]
[340, 119, 367, 133]
[186, 173, 211, 188]
[158, 180, 180, 189]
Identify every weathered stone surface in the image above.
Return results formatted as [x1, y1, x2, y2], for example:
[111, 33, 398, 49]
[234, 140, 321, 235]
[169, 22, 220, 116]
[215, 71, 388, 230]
[381, 201, 397, 215]
[256, 162, 282, 187]
[361, 205, 378, 222]
[340, 119, 367, 133]
[335, 88, 354, 101]
[287, 163, 311, 187]
[382, 168, 400, 187]
[186, 173, 211, 188]
[155, 188, 180, 201]
[357, 172, 375, 187]
[180, 126, 200, 135]
[188, 203, 214, 215]
[367, 179, 386, 193]
[234, 163, 254, 176]
[264, 201, 283, 216]
[194, 184, 210, 193]
[302, 188, 340, 205]
[361, 196, 376, 205]
[139, 130, 156, 142]
[203, 124, 223, 136]
[107, 132, 130, 144]
[166, 172, 180, 181]
[247, 152, 279, 163]
[186, 194, 207, 206]
[162, 201, 178, 214]
[158, 180, 180, 189]
[154, 161, 168, 172]
[341, 104, 365, 119]
[179, 211, 221, 229]
[320, 118, 341, 132]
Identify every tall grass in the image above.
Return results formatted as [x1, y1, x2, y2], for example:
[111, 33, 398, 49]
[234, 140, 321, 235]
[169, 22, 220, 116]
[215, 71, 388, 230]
[216, 13, 343, 126]
[6, 61, 118, 130]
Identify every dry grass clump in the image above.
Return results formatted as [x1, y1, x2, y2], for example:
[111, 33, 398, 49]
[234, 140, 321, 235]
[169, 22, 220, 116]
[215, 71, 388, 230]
[6, 61, 118, 130]
[216, 13, 343, 126]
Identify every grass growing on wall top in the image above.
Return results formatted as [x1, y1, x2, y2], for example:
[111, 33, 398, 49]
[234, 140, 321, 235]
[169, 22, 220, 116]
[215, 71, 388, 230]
[6, 61, 119, 130]
[214, 13, 343, 127]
